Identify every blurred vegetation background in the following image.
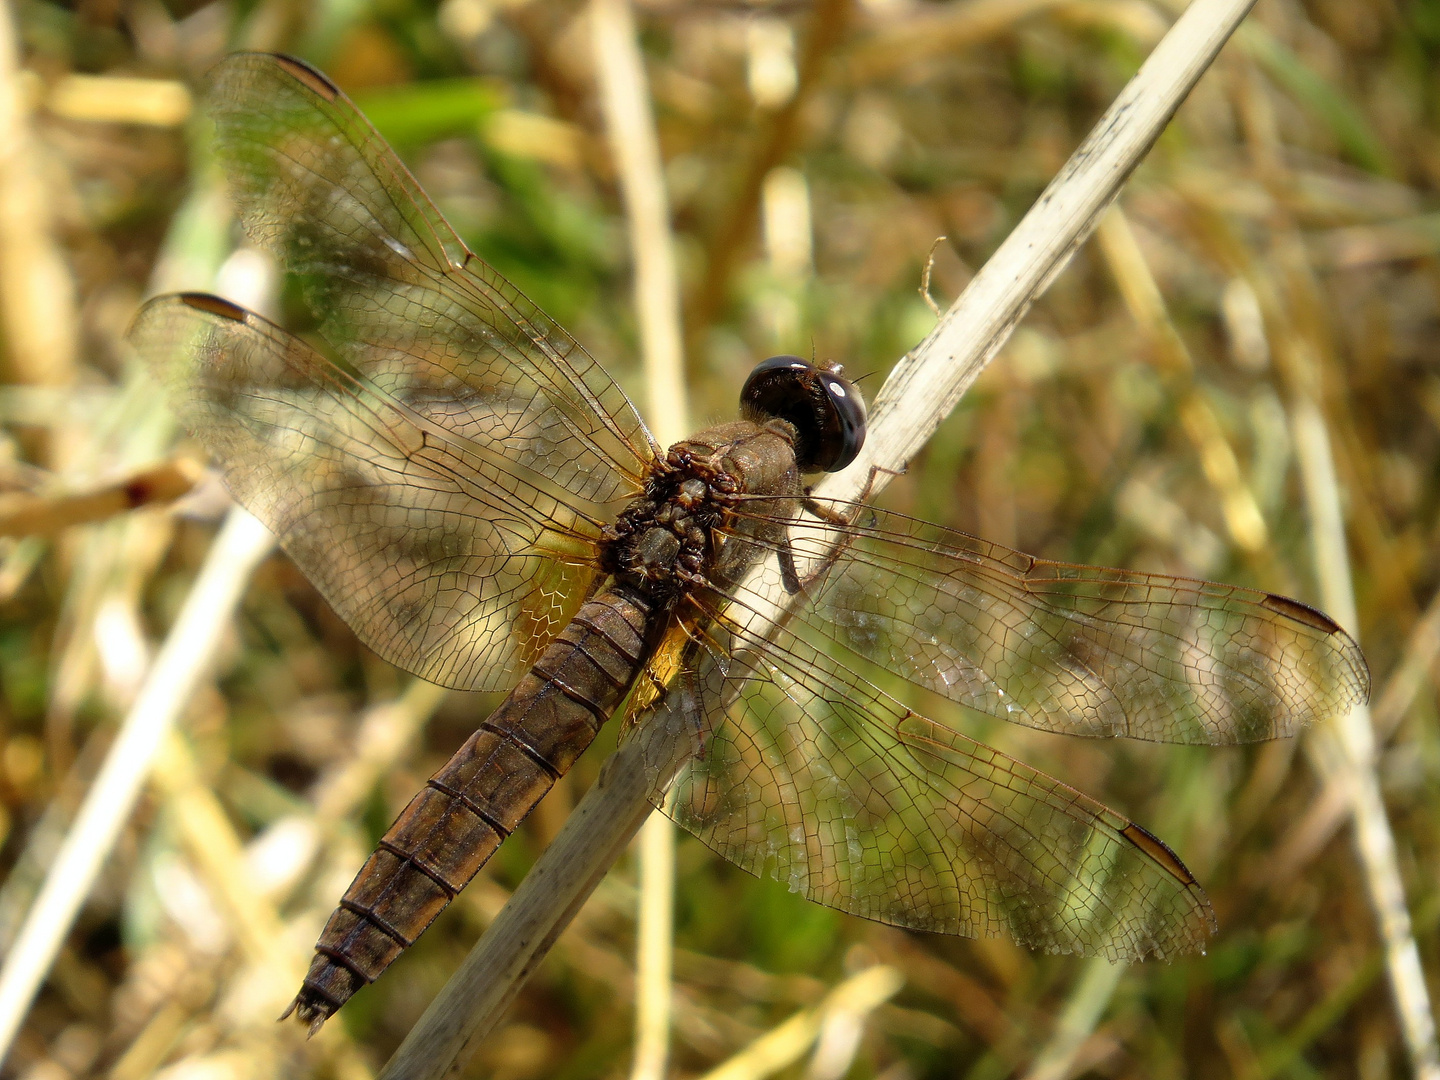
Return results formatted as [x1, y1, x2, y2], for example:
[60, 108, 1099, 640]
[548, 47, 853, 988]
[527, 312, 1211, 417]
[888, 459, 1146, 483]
[1, 0, 1439, 1076]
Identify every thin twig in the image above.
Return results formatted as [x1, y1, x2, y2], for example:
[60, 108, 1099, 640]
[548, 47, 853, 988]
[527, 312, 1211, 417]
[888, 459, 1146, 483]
[377, 2, 1262, 1076]
[0, 459, 199, 538]
[919, 236, 948, 318]
[590, 0, 689, 1076]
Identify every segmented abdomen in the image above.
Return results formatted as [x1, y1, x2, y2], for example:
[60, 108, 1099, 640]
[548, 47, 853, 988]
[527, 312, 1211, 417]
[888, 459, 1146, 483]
[287, 586, 653, 1028]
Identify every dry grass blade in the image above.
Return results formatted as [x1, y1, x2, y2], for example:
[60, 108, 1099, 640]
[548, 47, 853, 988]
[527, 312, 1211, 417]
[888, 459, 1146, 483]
[1265, 583, 1440, 885]
[376, 2, 1261, 1076]
[1096, 206, 1268, 555]
[0, 507, 274, 1063]
[45, 75, 192, 127]
[695, 965, 903, 1080]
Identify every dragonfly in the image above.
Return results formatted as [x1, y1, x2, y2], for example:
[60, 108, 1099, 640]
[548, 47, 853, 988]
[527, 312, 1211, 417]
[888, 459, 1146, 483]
[128, 52, 1370, 1033]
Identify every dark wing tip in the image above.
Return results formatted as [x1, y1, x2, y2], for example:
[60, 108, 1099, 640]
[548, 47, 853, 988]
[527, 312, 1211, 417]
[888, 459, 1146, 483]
[1260, 591, 1372, 708]
[272, 53, 341, 101]
[1115, 819, 1216, 958]
[1120, 821, 1197, 887]
[1261, 592, 1342, 635]
[177, 292, 249, 322]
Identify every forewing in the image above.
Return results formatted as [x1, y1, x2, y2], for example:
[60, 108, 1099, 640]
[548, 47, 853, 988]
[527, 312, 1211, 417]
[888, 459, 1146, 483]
[733, 504, 1370, 744]
[627, 598, 1215, 960]
[130, 294, 602, 691]
[205, 52, 656, 505]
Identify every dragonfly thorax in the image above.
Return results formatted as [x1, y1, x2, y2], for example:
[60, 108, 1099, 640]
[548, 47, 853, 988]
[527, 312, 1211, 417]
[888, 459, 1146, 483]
[602, 461, 726, 598]
[601, 421, 804, 598]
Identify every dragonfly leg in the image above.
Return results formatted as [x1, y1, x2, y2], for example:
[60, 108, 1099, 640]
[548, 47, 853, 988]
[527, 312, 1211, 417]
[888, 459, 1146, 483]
[777, 538, 803, 594]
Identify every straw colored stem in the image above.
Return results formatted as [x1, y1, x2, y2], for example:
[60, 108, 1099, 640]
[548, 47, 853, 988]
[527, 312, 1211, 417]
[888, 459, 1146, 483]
[375, 2, 1259, 1076]
[0, 0, 77, 394]
[1291, 400, 1440, 1079]
[591, 0, 688, 445]
[0, 506, 275, 1064]
[842, 0, 1069, 84]
[1096, 206, 1268, 554]
[1264, 580, 1440, 885]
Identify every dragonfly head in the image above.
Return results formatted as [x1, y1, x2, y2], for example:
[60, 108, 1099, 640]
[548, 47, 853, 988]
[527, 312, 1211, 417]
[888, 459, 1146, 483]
[740, 355, 867, 473]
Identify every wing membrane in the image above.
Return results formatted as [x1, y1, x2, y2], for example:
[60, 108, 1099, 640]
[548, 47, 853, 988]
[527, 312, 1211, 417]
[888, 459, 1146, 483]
[130, 295, 602, 691]
[205, 52, 656, 507]
[629, 595, 1215, 960]
[732, 503, 1370, 744]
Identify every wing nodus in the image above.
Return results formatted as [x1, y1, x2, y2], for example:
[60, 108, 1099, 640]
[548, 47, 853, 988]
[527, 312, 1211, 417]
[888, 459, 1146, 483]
[283, 586, 653, 1031]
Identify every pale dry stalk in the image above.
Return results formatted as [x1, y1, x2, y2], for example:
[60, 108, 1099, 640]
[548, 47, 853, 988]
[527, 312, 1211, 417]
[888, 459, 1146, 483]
[1292, 399, 1440, 1078]
[0, 0, 77, 395]
[0, 506, 276, 1064]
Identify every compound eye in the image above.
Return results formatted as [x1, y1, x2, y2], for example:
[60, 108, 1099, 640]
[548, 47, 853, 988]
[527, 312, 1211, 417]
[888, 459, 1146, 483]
[740, 355, 867, 472]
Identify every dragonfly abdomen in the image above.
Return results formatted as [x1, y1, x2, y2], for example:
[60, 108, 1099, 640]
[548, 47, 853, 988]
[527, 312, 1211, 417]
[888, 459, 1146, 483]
[287, 586, 655, 1031]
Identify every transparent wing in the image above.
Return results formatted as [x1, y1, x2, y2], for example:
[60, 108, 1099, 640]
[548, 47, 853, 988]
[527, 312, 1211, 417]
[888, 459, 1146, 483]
[205, 52, 657, 507]
[628, 595, 1216, 960]
[729, 502, 1370, 744]
[130, 294, 604, 691]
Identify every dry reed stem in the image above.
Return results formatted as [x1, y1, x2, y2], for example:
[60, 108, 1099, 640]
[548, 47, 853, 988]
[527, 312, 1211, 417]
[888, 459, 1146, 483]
[591, 0, 689, 1075]
[376, 2, 1260, 1076]
[1291, 399, 1440, 1078]
[1219, 67, 1440, 1067]
[591, 0, 688, 446]
[811, 0, 1258, 505]
[0, 506, 275, 1064]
